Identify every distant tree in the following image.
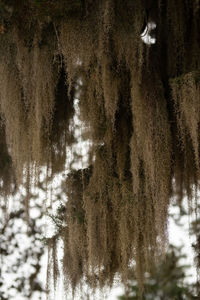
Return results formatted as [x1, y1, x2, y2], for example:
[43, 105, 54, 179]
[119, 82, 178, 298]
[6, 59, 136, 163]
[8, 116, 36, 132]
[118, 245, 196, 300]
[0, 189, 45, 300]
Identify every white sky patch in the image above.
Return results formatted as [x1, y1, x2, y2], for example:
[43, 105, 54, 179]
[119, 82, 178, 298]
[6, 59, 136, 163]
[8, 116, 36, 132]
[141, 22, 156, 45]
[168, 199, 197, 284]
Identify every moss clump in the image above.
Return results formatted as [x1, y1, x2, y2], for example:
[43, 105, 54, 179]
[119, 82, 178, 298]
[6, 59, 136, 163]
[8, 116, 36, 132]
[0, 0, 200, 297]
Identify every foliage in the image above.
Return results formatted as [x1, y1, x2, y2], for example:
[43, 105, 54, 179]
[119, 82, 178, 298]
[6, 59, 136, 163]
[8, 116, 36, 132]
[0, 190, 45, 299]
[118, 245, 197, 300]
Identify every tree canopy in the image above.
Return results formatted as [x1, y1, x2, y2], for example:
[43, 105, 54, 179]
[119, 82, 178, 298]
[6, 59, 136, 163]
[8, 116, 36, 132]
[119, 245, 197, 300]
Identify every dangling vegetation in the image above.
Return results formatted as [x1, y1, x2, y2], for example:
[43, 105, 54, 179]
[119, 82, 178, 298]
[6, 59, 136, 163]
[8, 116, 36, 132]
[0, 0, 200, 297]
